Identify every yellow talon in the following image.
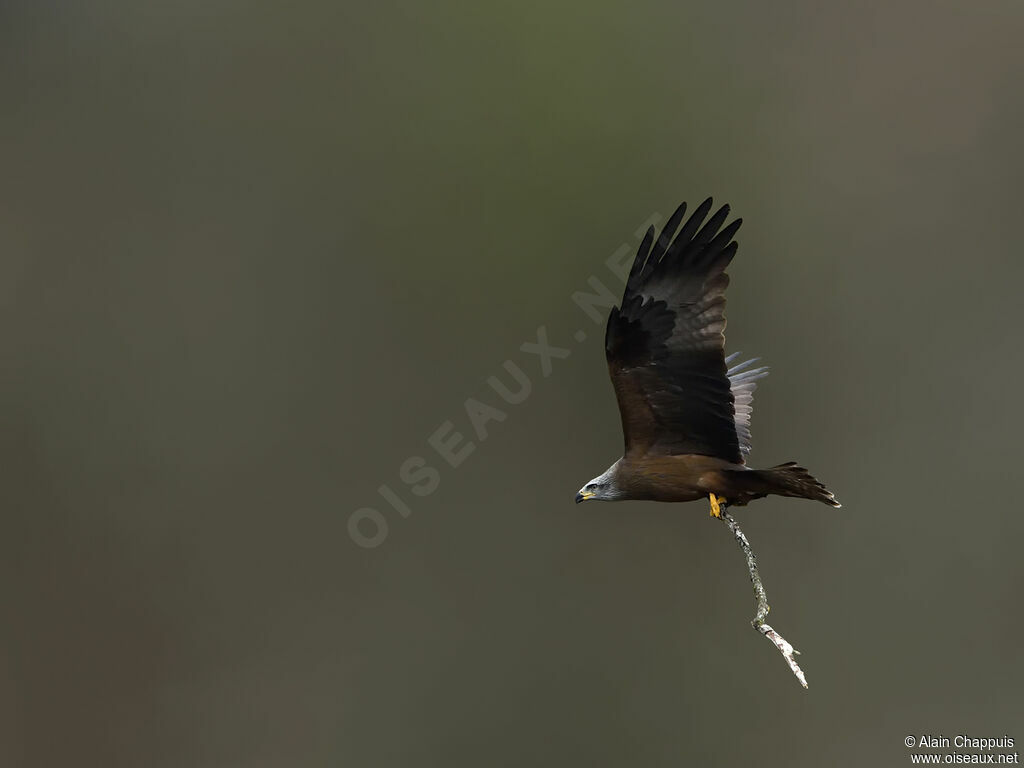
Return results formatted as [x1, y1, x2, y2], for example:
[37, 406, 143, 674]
[709, 493, 726, 518]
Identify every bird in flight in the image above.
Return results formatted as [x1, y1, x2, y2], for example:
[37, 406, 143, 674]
[576, 198, 839, 516]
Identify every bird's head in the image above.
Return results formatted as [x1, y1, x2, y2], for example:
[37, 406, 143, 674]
[575, 465, 623, 503]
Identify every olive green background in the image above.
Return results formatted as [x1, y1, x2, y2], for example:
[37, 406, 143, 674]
[3, 2, 1022, 766]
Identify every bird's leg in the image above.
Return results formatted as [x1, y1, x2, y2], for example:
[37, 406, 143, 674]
[709, 493, 727, 518]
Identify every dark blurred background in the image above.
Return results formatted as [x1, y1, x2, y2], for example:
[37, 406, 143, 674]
[2, 2, 1022, 766]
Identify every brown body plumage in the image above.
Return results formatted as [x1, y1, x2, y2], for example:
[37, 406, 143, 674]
[576, 198, 839, 511]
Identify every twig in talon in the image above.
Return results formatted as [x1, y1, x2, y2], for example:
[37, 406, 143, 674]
[570, 199, 840, 686]
[719, 509, 809, 689]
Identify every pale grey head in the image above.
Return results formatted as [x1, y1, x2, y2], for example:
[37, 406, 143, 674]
[575, 461, 625, 503]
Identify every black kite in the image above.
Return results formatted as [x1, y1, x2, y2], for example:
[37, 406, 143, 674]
[576, 198, 840, 515]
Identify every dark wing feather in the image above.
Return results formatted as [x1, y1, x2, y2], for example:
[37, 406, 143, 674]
[605, 199, 747, 461]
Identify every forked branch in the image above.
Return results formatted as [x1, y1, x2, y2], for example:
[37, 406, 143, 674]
[718, 509, 808, 689]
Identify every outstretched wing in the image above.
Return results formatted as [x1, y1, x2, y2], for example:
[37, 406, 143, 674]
[725, 352, 769, 458]
[604, 198, 766, 461]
